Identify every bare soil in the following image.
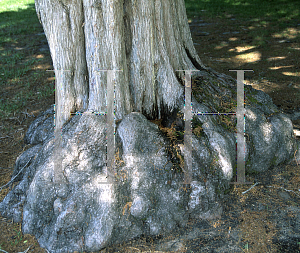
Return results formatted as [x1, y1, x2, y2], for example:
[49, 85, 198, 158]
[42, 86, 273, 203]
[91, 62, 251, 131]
[0, 14, 300, 253]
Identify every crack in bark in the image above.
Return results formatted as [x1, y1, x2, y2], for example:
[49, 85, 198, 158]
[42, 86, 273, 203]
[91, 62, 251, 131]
[183, 46, 203, 72]
[81, 0, 89, 108]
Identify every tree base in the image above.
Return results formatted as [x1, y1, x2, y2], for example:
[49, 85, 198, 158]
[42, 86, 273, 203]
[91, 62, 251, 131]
[0, 73, 298, 252]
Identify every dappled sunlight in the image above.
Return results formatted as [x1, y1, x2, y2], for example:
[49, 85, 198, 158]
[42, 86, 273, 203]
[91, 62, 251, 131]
[35, 54, 44, 59]
[214, 41, 229, 50]
[0, 1, 33, 12]
[246, 109, 257, 122]
[14, 46, 25, 50]
[219, 154, 233, 179]
[229, 45, 257, 53]
[269, 65, 294, 70]
[234, 51, 261, 63]
[289, 47, 300, 50]
[30, 109, 43, 115]
[124, 154, 136, 168]
[243, 80, 252, 86]
[261, 122, 272, 143]
[282, 72, 300, 77]
[267, 56, 286, 61]
[272, 27, 300, 39]
[84, 175, 113, 203]
[34, 63, 52, 70]
[228, 37, 238, 41]
[188, 8, 300, 113]
[247, 78, 283, 93]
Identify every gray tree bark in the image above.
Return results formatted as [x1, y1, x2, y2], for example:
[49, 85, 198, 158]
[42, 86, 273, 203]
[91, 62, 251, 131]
[35, 0, 207, 130]
[35, 0, 213, 200]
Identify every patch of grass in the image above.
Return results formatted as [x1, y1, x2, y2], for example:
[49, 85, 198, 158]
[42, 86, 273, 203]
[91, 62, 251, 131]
[185, 0, 300, 50]
[11, 229, 23, 246]
[0, 0, 41, 40]
[185, 0, 300, 22]
[0, 0, 54, 119]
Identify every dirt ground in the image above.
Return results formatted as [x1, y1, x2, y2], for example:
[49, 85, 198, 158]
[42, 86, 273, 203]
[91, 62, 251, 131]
[0, 14, 300, 253]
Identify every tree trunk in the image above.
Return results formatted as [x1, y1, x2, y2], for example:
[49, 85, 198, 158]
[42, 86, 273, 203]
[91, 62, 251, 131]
[35, 0, 207, 130]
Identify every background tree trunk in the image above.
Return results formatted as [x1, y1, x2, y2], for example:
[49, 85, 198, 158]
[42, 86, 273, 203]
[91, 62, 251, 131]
[35, 0, 207, 130]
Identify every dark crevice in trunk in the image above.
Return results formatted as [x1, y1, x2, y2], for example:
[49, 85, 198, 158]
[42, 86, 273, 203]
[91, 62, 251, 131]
[141, 90, 145, 115]
[81, 1, 89, 110]
[154, 98, 178, 128]
[69, 68, 75, 112]
[184, 46, 205, 72]
[161, 106, 179, 128]
[154, 78, 159, 119]
[123, 0, 135, 115]
[174, 70, 185, 88]
[143, 80, 160, 120]
[123, 1, 132, 58]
